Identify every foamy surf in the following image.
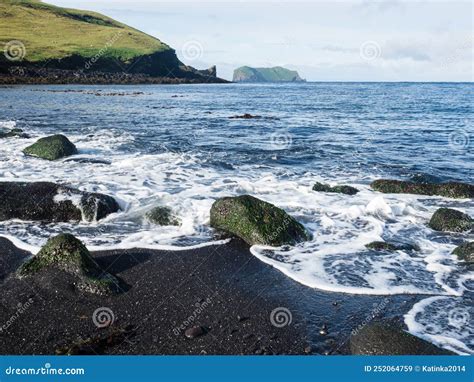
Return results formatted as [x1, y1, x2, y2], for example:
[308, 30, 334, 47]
[0, 83, 473, 354]
[404, 296, 474, 355]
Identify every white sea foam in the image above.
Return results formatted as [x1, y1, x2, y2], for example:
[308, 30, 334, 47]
[404, 296, 474, 355]
[0, 118, 473, 353]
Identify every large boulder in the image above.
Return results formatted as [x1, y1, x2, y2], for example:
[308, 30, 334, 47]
[452, 242, 474, 263]
[19, 234, 119, 295]
[145, 206, 180, 226]
[23, 134, 78, 160]
[210, 195, 310, 246]
[428, 208, 472, 233]
[371, 179, 474, 199]
[312, 182, 358, 195]
[0, 182, 120, 222]
[350, 322, 452, 355]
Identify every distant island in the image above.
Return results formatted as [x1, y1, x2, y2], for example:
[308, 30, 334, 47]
[233, 66, 305, 83]
[0, 0, 225, 84]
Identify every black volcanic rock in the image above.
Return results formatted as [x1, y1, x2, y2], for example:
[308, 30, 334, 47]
[0, 182, 120, 222]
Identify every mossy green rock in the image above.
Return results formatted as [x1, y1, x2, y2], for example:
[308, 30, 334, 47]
[452, 242, 474, 263]
[146, 206, 180, 226]
[23, 134, 78, 160]
[19, 233, 119, 295]
[210, 195, 310, 246]
[428, 208, 472, 233]
[312, 182, 359, 195]
[365, 241, 419, 252]
[371, 179, 474, 199]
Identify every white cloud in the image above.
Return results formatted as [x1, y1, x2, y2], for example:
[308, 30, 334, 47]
[47, 0, 474, 81]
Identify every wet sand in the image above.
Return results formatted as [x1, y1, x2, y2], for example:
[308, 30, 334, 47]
[0, 237, 426, 355]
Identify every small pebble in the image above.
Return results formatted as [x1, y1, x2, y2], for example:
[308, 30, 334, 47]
[184, 326, 205, 339]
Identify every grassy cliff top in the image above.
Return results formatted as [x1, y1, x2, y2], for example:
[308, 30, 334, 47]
[0, 0, 171, 62]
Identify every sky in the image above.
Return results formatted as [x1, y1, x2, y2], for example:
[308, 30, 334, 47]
[49, 0, 473, 82]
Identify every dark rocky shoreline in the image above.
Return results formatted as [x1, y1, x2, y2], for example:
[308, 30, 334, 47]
[0, 66, 229, 85]
[0, 237, 450, 355]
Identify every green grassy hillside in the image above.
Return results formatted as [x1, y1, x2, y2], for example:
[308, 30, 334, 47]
[0, 0, 170, 62]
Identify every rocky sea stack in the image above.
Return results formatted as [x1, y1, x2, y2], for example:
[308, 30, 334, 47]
[371, 179, 474, 199]
[210, 195, 310, 246]
[23, 134, 78, 160]
[428, 208, 472, 233]
[350, 323, 452, 355]
[233, 66, 305, 83]
[0, 182, 120, 222]
[19, 233, 119, 295]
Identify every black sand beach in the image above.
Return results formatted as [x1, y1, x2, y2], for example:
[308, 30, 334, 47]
[0, 237, 429, 355]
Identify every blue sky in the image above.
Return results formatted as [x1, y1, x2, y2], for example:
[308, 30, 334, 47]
[50, 0, 473, 81]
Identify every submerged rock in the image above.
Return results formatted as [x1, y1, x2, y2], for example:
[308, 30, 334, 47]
[19, 234, 119, 295]
[452, 242, 474, 263]
[365, 241, 419, 252]
[0, 182, 120, 222]
[428, 208, 472, 233]
[145, 206, 180, 226]
[210, 195, 310, 246]
[229, 113, 261, 119]
[23, 134, 78, 160]
[350, 323, 452, 355]
[312, 182, 359, 195]
[0, 128, 29, 138]
[371, 179, 474, 199]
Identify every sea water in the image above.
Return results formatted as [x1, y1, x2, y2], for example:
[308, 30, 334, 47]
[0, 83, 472, 353]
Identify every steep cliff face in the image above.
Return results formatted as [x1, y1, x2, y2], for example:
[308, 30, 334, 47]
[233, 66, 305, 83]
[0, 0, 224, 83]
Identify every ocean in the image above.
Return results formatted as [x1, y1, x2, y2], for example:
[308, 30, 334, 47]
[0, 82, 472, 354]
